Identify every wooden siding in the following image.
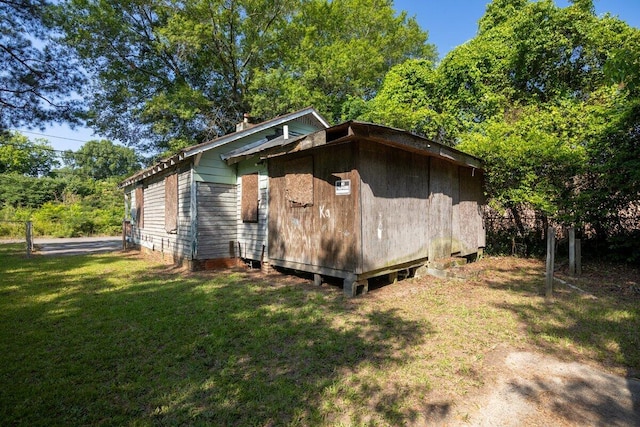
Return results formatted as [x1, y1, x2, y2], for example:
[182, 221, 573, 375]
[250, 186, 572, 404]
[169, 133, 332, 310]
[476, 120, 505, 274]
[240, 174, 259, 222]
[268, 143, 358, 274]
[457, 167, 486, 254]
[428, 157, 456, 260]
[196, 182, 238, 259]
[125, 168, 192, 259]
[194, 120, 320, 184]
[135, 187, 144, 228]
[267, 137, 485, 281]
[359, 142, 430, 273]
[236, 161, 269, 261]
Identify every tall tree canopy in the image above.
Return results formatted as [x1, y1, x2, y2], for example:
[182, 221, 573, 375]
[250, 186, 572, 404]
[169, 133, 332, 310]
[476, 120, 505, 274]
[451, 0, 639, 234]
[248, 0, 435, 122]
[354, 59, 457, 143]
[361, 0, 640, 251]
[0, 0, 85, 130]
[55, 0, 434, 154]
[0, 131, 59, 176]
[63, 139, 141, 180]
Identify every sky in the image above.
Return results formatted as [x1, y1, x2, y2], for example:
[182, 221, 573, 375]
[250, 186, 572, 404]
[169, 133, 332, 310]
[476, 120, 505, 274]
[20, 0, 640, 152]
[394, 0, 640, 58]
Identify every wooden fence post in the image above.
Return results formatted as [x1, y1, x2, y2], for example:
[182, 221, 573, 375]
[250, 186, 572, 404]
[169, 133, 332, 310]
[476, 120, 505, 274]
[569, 227, 576, 276]
[122, 219, 127, 250]
[576, 238, 582, 276]
[25, 221, 33, 258]
[545, 226, 555, 299]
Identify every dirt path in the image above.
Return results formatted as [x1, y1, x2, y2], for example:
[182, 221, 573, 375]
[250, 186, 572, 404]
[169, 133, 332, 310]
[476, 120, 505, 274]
[459, 346, 640, 426]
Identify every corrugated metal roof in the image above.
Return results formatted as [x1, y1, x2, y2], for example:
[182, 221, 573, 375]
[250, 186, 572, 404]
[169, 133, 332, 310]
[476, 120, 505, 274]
[221, 132, 306, 165]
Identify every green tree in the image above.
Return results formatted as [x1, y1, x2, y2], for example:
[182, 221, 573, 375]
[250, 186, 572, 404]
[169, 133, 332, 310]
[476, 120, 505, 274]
[0, 0, 85, 130]
[63, 139, 141, 180]
[430, 0, 633, 133]
[0, 131, 59, 176]
[581, 98, 640, 238]
[457, 101, 598, 229]
[55, 0, 298, 153]
[604, 29, 640, 96]
[451, 0, 640, 252]
[55, 0, 433, 153]
[248, 0, 435, 123]
[355, 59, 458, 144]
[54, 0, 302, 152]
[0, 174, 67, 208]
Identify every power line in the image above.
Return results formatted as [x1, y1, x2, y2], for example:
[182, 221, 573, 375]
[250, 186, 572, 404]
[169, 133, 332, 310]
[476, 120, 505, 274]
[0, 140, 141, 162]
[0, 140, 74, 156]
[9, 129, 94, 143]
[0, 141, 115, 163]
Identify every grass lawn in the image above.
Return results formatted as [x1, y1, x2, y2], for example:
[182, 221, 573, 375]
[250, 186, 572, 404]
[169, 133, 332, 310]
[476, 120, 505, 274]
[1, 244, 638, 425]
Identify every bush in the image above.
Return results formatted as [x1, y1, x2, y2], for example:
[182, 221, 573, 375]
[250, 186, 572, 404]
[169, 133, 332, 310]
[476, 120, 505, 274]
[0, 177, 124, 238]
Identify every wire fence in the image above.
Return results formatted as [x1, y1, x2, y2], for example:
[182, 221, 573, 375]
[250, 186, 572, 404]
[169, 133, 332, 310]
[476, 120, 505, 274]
[484, 204, 640, 261]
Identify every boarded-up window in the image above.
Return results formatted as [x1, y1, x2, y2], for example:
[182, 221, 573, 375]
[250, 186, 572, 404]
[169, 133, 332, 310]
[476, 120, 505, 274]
[165, 173, 178, 232]
[241, 173, 259, 223]
[285, 156, 313, 207]
[135, 186, 144, 228]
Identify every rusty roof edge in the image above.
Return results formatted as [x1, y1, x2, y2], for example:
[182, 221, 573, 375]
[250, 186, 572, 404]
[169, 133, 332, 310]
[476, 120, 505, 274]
[348, 121, 483, 169]
[118, 152, 187, 188]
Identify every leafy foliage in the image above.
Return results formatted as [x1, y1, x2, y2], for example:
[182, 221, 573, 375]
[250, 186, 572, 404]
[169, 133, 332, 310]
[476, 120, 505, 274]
[0, 133, 139, 237]
[0, 173, 67, 208]
[458, 106, 587, 219]
[0, 131, 59, 176]
[354, 59, 457, 143]
[248, 0, 435, 123]
[0, 0, 85, 130]
[54, 0, 299, 152]
[54, 0, 434, 153]
[580, 98, 640, 237]
[63, 139, 141, 180]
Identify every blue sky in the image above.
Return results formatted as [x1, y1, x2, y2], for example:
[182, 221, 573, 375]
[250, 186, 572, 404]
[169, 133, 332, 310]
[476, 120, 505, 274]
[394, 0, 640, 59]
[24, 0, 640, 152]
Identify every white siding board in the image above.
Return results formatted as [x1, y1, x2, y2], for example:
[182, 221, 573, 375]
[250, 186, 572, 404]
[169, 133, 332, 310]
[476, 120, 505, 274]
[193, 121, 321, 184]
[126, 169, 193, 259]
[196, 182, 238, 260]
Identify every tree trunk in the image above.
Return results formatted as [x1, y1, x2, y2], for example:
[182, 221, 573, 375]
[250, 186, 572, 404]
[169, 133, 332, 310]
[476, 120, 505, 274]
[510, 205, 526, 237]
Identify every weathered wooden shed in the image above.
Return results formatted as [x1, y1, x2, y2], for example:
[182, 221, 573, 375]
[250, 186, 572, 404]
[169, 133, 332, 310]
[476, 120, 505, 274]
[119, 108, 329, 269]
[260, 121, 485, 296]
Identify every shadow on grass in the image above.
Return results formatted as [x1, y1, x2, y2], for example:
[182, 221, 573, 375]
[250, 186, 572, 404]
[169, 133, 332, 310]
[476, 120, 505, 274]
[507, 373, 640, 426]
[0, 245, 436, 425]
[479, 256, 640, 425]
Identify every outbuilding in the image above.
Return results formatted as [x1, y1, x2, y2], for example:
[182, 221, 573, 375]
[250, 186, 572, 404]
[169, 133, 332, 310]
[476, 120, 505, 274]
[229, 121, 486, 296]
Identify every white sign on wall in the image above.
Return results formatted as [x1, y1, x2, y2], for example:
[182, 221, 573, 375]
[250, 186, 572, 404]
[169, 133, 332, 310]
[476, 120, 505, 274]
[335, 179, 351, 196]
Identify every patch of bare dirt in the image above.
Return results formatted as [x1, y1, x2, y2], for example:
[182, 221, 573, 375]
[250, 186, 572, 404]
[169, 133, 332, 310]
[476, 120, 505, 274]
[461, 346, 640, 426]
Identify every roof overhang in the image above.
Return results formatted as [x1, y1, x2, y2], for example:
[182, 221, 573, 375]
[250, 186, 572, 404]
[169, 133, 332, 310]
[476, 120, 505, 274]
[118, 107, 329, 188]
[259, 121, 483, 170]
